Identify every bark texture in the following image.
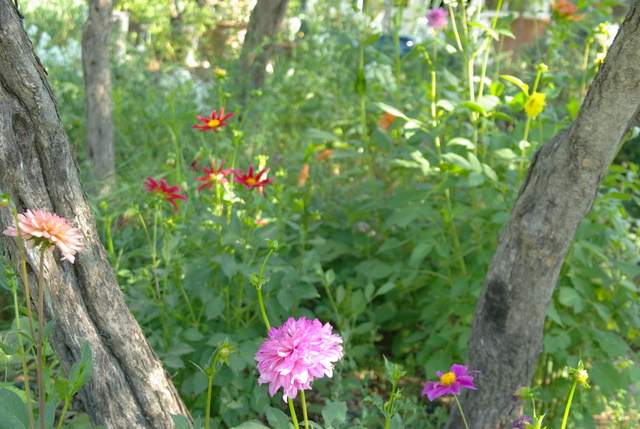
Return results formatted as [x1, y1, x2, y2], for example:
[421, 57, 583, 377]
[82, 0, 116, 195]
[0, 1, 191, 427]
[237, 0, 291, 95]
[446, 2, 640, 428]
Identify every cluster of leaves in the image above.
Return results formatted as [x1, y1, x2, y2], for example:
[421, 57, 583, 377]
[1, 0, 639, 428]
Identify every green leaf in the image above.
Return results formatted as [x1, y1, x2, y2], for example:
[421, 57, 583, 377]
[322, 401, 347, 428]
[546, 302, 564, 327]
[375, 282, 397, 297]
[613, 261, 640, 277]
[0, 387, 30, 429]
[205, 296, 225, 320]
[482, 163, 499, 182]
[266, 406, 293, 429]
[301, 128, 341, 142]
[500, 74, 529, 94]
[170, 414, 192, 429]
[460, 101, 486, 115]
[231, 421, 270, 429]
[558, 287, 585, 313]
[409, 243, 432, 268]
[446, 137, 475, 150]
[42, 315, 60, 341]
[442, 153, 472, 170]
[467, 152, 483, 173]
[253, 385, 270, 413]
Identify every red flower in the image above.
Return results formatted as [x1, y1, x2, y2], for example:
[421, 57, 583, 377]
[377, 112, 397, 131]
[232, 165, 275, 195]
[552, 0, 584, 20]
[316, 149, 334, 162]
[192, 108, 235, 132]
[142, 177, 187, 212]
[195, 159, 232, 192]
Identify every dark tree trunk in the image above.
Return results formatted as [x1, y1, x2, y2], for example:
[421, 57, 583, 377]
[0, 1, 191, 427]
[237, 0, 291, 96]
[82, 0, 116, 195]
[446, 2, 640, 428]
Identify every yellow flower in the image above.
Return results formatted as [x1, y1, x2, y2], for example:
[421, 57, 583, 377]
[213, 67, 228, 79]
[525, 92, 546, 120]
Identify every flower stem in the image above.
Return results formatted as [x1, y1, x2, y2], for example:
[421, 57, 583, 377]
[454, 396, 470, 429]
[36, 248, 46, 429]
[288, 398, 300, 429]
[560, 381, 578, 429]
[205, 370, 215, 429]
[9, 271, 35, 429]
[300, 390, 309, 429]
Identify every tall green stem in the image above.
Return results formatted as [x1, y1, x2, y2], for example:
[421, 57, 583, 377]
[560, 381, 578, 429]
[288, 398, 300, 429]
[454, 396, 470, 429]
[300, 390, 309, 429]
[36, 248, 46, 429]
[10, 272, 35, 429]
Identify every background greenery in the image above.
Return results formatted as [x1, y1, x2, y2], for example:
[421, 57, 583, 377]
[1, 0, 639, 428]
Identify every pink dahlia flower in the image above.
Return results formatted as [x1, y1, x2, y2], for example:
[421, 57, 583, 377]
[255, 317, 343, 401]
[426, 7, 448, 29]
[422, 364, 480, 401]
[3, 209, 84, 263]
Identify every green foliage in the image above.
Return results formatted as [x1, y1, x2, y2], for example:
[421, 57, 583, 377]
[1, 0, 639, 428]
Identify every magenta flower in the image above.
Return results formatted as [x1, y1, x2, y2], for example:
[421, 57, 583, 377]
[421, 364, 480, 401]
[195, 159, 232, 192]
[142, 177, 187, 212]
[232, 165, 276, 195]
[255, 317, 343, 401]
[3, 209, 84, 263]
[426, 7, 448, 29]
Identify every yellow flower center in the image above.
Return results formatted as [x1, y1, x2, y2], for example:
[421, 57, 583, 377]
[440, 372, 456, 386]
[207, 119, 221, 128]
[245, 178, 258, 185]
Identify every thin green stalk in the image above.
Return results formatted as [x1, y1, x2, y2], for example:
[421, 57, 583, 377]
[300, 390, 309, 429]
[205, 370, 215, 429]
[10, 273, 35, 429]
[560, 381, 578, 429]
[454, 396, 470, 429]
[384, 378, 399, 429]
[288, 399, 300, 429]
[56, 397, 71, 429]
[392, 5, 404, 105]
[445, 188, 467, 276]
[36, 248, 46, 429]
[446, 2, 464, 53]
[477, 0, 505, 100]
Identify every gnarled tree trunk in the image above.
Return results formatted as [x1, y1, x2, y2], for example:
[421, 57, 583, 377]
[446, 2, 640, 428]
[0, 1, 191, 427]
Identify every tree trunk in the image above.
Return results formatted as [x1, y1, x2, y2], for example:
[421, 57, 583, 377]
[82, 0, 116, 195]
[446, 2, 640, 428]
[237, 0, 291, 96]
[0, 1, 191, 427]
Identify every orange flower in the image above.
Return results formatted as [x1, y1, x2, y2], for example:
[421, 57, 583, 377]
[377, 112, 397, 131]
[552, 0, 585, 21]
[316, 149, 334, 162]
[298, 163, 310, 187]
